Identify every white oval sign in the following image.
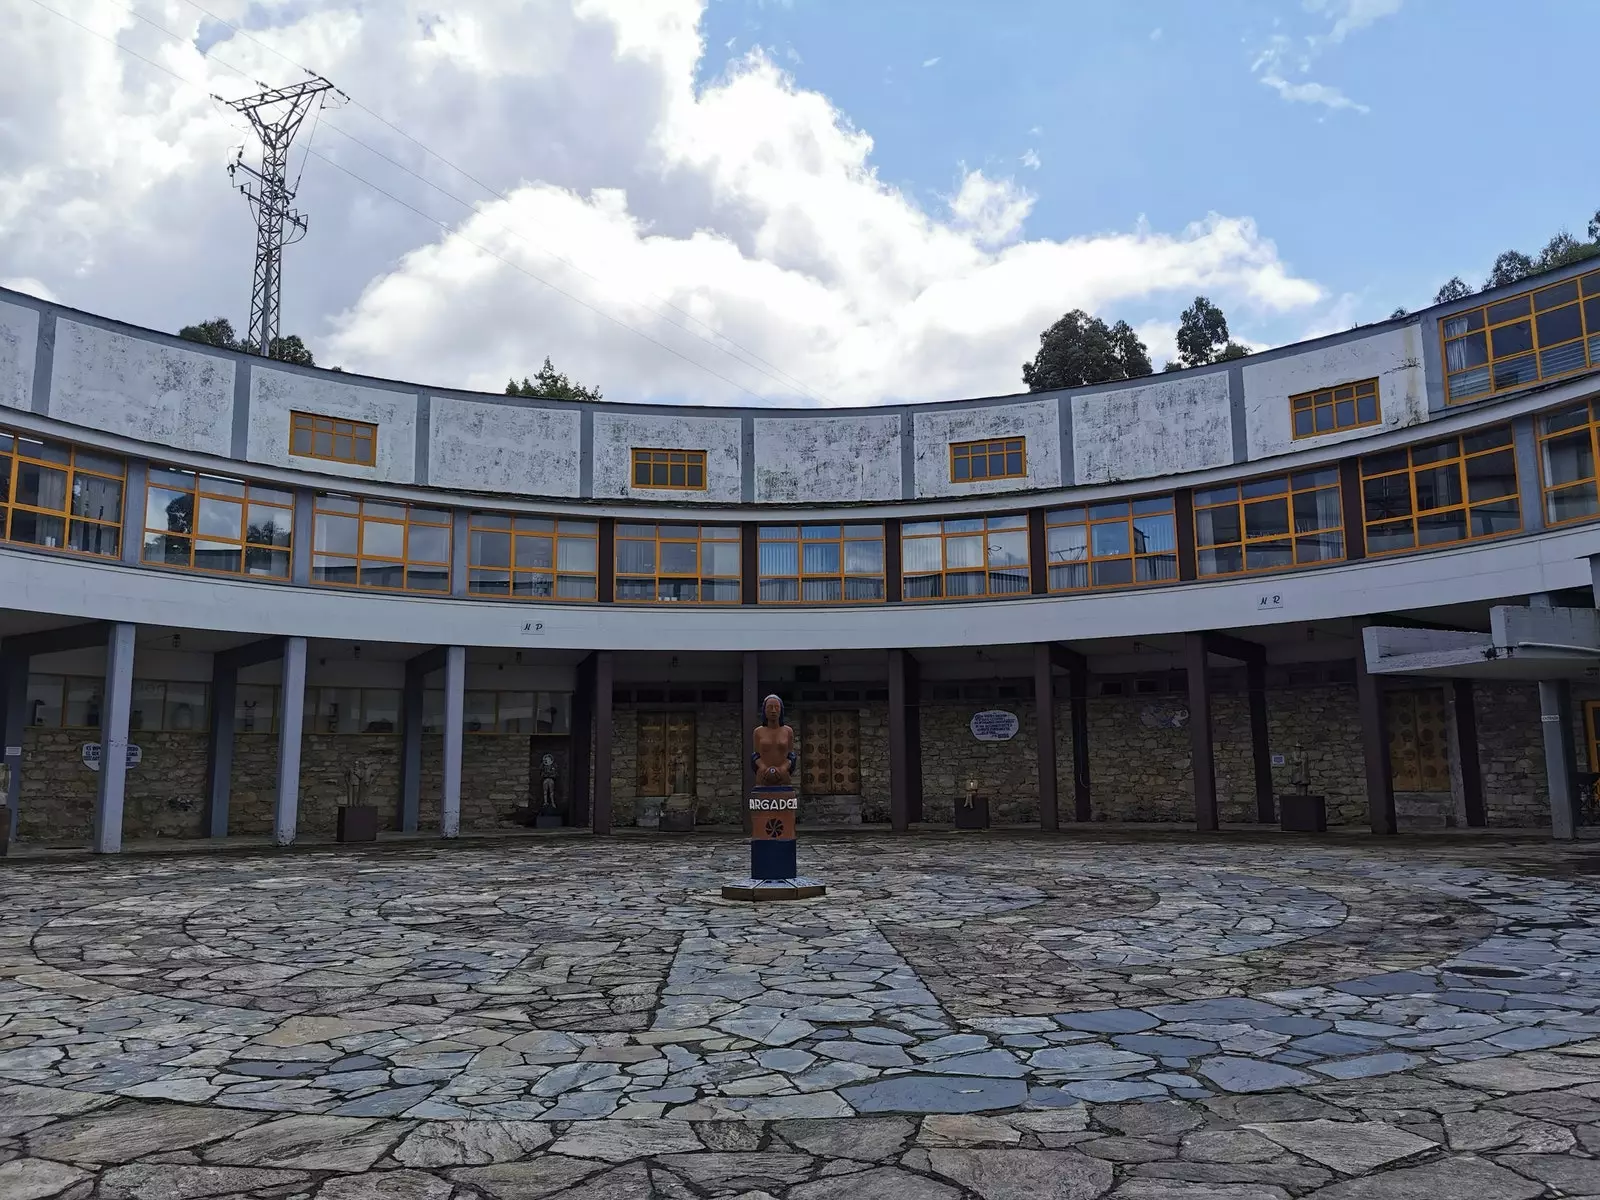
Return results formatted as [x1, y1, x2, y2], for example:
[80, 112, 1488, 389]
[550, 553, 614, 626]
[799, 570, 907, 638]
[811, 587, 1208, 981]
[969, 710, 1019, 742]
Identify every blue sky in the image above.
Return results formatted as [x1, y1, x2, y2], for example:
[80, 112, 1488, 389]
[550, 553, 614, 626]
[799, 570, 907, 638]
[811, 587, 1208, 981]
[702, 0, 1600, 347]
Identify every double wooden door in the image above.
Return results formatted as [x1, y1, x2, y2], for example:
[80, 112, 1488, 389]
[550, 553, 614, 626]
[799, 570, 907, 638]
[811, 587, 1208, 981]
[638, 713, 695, 795]
[1386, 688, 1450, 792]
[802, 710, 861, 796]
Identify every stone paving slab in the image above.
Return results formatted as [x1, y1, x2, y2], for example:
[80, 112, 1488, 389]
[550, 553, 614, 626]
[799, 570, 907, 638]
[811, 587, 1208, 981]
[5, 833, 1600, 1195]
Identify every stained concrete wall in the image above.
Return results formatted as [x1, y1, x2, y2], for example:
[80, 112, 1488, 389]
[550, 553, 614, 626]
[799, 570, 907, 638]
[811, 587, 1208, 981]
[0, 300, 40, 411]
[912, 399, 1061, 498]
[247, 367, 419, 485]
[1073, 373, 1234, 485]
[592, 412, 742, 503]
[1243, 325, 1429, 461]
[49, 320, 235, 456]
[754, 413, 901, 503]
[429, 396, 582, 497]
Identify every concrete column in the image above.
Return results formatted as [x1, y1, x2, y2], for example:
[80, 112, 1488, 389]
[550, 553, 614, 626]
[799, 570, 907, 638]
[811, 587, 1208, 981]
[742, 651, 758, 836]
[397, 659, 425, 833]
[92, 623, 137, 854]
[593, 651, 614, 834]
[441, 645, 466, 838]
[887, 649, 910, 833]
[1533, 592, 1579, 840]
[120, 461, 146, 565]
[1, 650, 25, 843]
[1246, 657, 1275, 824]
[205, 656, 238, 838]
[1353, 618, 1397, 835]
[1033, 643, 1058, 831]
[1068, 655, 1091, 822]
[274, 637, 308, 846]
[1184, 633, 1218, 832]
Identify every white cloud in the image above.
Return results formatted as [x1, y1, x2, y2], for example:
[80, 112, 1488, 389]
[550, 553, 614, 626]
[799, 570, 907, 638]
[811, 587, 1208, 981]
[1020, 148, 1040, 170]
[1303, 0, 1403, 44]
[922, 56, 940, 67]
[1253, 0, 1397, 114]
[2, 0, 1325, 405]
[1258, 73, 1369, 114]
[0, 277, 58, 302]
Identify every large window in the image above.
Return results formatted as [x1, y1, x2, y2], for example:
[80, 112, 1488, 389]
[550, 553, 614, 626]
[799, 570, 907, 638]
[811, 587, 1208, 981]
[1291, 379, 1380, 439]
[1194, 469, 1343, 577]
[1046, 497, 1177, 591]
[312, 495, 451, 592]
[290, 412, 377, 466]
[951, 437, 1026, 483]
[903, 513, 1029, 600]
[1539, 399, 1600, 525]
[307, 687, 402, 734]
[142, 467, 294, 579]
[0, 430, 124, 558]
[235, 686, 278, 735]
[468, 514, 597, 600]
[1360, 425, 1520, 554]
[24, 676, 207, 731]
[1442, 269, 1600, 404]
[428, 690, 572, 735]
[615, 523, 740, 603]
[758, 524, 885, 603]
[632, 449, 706, 490]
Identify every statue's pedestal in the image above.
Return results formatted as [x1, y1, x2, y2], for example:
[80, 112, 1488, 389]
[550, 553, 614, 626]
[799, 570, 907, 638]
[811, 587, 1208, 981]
[722, 785, 826, 902]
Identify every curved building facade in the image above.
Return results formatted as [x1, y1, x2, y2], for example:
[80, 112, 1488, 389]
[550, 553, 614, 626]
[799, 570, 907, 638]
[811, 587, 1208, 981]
[4, 258, 1600, 851]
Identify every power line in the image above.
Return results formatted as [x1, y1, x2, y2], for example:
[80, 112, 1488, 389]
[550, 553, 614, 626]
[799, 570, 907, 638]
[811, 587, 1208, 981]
[42, 0, 834, 404]
[24, 0, 780, 403]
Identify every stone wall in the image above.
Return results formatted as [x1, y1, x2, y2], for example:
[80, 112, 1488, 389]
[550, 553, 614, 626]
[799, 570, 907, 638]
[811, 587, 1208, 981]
[14, 729, 210, 844]
[918, 702, 1040, 825]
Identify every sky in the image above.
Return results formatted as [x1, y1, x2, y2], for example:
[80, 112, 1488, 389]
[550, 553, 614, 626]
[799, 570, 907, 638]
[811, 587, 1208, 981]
[1, 0, 1595, 408]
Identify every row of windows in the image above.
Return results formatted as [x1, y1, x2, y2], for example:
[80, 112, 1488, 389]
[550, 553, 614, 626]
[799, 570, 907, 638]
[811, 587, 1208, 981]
[1443, 269, 1600, 405]
[0, 416, 1578, 605]
[22, 678, 573, 737]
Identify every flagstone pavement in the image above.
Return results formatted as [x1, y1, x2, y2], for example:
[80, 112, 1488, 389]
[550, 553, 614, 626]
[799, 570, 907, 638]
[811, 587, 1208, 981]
[8, 832, 1600, 1197]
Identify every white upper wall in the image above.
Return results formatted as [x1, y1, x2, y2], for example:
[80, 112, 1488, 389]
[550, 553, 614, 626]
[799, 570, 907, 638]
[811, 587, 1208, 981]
[1242, 325, 1428, 460]
[49, 320, 235, 456]
[246, 367, 418, 485]
[1073, 373, 1233, 485]
[912, 398, 1061, 498]
[754, 412, 901, 503]
[429, 396, 581, 497]
[0, 300, 38, 411]
[592, 412, 742, 503]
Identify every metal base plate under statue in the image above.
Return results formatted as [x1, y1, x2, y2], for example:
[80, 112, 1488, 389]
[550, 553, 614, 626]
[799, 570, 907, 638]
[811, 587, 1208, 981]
[721, 786, 826, 902]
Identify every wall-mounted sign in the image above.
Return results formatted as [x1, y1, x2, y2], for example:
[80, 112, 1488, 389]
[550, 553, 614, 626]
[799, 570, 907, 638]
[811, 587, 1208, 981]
[970, 710, 1019, 742]
[82, 743, 141, 772]
[1257, 593, 1284, 610]
[519, 620, 547, 637]
[1271, 753, 1286, 766]
[3, 746, 19, 758]
[1139, 706, 1190, 730]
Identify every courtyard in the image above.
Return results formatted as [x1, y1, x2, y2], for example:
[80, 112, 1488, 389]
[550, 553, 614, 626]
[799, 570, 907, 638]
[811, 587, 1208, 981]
[3, 834, 1600, 1198]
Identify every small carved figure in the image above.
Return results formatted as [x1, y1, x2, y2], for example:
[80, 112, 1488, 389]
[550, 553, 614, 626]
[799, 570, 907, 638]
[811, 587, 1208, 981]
[751, 694, 798, 788]
[539, 752, 559, 811]
[1291, 746, 1311, 794]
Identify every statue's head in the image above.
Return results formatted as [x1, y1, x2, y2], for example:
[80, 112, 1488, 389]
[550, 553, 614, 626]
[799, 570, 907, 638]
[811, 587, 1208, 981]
[762, 694, 785, 726]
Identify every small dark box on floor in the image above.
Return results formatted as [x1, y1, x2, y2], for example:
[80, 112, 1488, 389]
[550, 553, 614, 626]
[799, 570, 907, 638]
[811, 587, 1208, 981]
[1279, 794, 1326, 833]
[954, 795, 990, 830]
[535, 812, 564, 829]
[337, 805, 378, 843]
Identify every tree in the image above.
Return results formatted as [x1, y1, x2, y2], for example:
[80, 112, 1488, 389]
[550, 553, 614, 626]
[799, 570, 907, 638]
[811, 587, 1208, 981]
[1484, 249, 1536, 291]
[506, 357, 603, 401]
[1390, 306, 1408, 319]
[1021, 310, 1152, 391]
[1535, 231, 1600, 273]
[1433, 277, 1472, 304]
[177, 317, 317, 366]
[1174, 296, 1249, 368]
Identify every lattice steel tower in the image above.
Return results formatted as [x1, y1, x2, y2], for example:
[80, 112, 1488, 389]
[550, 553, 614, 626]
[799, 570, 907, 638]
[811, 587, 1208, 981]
[226, 78, 339, 355]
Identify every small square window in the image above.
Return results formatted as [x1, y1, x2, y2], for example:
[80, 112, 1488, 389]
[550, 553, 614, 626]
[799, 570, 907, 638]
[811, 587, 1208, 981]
[289, 412, 378, 466]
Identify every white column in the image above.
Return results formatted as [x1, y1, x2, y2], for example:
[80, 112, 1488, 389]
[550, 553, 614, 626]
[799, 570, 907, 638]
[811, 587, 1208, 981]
[1532, 592, 1578, 840]
[442, 645, 466, 838]
[92, 623, 136, 854]
[274, 636, 308, 847]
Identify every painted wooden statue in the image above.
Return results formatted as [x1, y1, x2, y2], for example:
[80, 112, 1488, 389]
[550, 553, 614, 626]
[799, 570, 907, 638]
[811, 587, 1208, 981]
[751, 694, 798, 787]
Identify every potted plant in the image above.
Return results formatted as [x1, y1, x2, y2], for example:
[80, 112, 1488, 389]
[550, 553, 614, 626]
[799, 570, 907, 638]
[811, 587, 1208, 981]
[337, 759, 380, 843]
[659, 793, 695, 833]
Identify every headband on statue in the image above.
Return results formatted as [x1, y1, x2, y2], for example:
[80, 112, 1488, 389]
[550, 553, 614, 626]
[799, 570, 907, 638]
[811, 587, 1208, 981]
[761, 693, 785, 723]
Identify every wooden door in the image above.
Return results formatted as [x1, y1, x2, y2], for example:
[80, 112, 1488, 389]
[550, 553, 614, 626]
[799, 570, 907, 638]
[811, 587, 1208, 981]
[803, 710, 862, 795]
[638, 713, 695, 795]
[1387, 689, 1450, 792]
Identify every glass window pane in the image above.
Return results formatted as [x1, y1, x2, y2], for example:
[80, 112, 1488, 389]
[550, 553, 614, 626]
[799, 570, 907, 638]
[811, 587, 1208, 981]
[247, 505, 292, 546]
[1133, 515, 1175, 553]
[196, 496, 242, 539]
[1089, 521, 1130, 557]
[556, 574, 596, 600]
[194, 540, 242, 572]
[946, 570, 987, 596]
[945, 535, 984, 569]
[1465, 449, 1517, 502]
[986, 530, 1028, 568]
[16, 463, 67, 510]
[497, 692, 535, 734]
[463, 692, 495, 733]
[802, 542, 840, 574]
[1091, 558, 1133, 587]
[471, 530, 512, 568]
[904, 574, 942, 599]
[1244, 540, 1293, 571]
[760, 578, 799, 602]
[471, 569, 511, 595]
[129, 681, 163, 733]
[759, 541, 799, 576]
[361, 562, 406, 589]
[313, 555, 358, 585]
[1538, 304, 1584, 347]
[1292, 488, 1340, 532]
[514, 534, 553, 570]
[617, 539, 656, 574]
[408, 525, 450, 564]
[1463, 425, 1513, 454]
[1196, 506, 1241, 547]
[1367, 519, 1414, 554]
[405, 565, 449, 592]
[1549, 482, 1600, 524]
[234, 685, 275, 734]
[244, 546, 289, 578]
[162, 682, 206, 732]
[1138, 553, 1178, 582]
[660, 542, 697, 574]
[1243, 497, 1290, 539]
[1413, 464, 1464, 512]
[63, 678, 103, 727]
[362, 520, 405, 559]
[315, 513, 360, 555]
[1470, 499, 1520, 536]
[144, 532, 190, 565]
[902, 537, 942, 574]
[1197, 547, 1241, 576]
[1050, 563, 1088, 591]
[147, 487, 191, 534]
[1047, 525, 1088, 561]
[801, 578, 843, 603]
[703, 541, 740, 576]
[844, 576, 884, 601]
[557, 537, 596, 573]
[1417, 509, 1468, 546]
[843, 540, 883, 574]
[1492, 354, 1537, 390]
[68, 522, 119, 557]
[1295, 533, 1343, 563]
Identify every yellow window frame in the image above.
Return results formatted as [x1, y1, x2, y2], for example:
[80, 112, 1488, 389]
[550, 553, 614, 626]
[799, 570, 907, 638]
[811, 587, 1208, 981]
[142, 466, 294, 580]
[756, 523, 886, 604]
[1441, 268, 1600, 404]
[950, 437, 1026, 483]
[1537, 399, 1600, 527]
[614, 522, 740, 604]
[311, 495, 452, 593]
[466, 513, 599, 602]
[1045, 496, 1179, 593]
[631, 448, 707, 490]
[901, 513, 1031, 602]
[289, 411, 378, 466]
[0, 428, 125, 559]
[1359, 425, 1521, 556]
[1289, 378, 1381, 439]
[1193, 469, 1345, 578]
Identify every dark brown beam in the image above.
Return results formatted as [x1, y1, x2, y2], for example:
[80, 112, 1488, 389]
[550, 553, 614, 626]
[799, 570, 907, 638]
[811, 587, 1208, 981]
[1338, 459, 1366, 561]
[884, 518, 903, 603]
[1185, 632, 1218, 831]
[1069, 652, 1091, 822]
[569, 653, 594, 829]
[1027, 511, 1048, 596]
[216, 637, 289, 672]
[1453, 678, 1486, 828]
[597, 520, 616, 604]
[740, 525, 759, 606]
[1353, 618, 1396, 835]
[1246, 656, 1275, 824]
[1204, 631, 1265, 666]
[1174, 490, 1197, 583]
[1048, 642, 1086, 675]
[7, 622, 112, 659]
[888, 649, 909, 832]
[592, 651, 614, 834]
[1033, 643, 1058, 830]
[905, 651, 924, 824]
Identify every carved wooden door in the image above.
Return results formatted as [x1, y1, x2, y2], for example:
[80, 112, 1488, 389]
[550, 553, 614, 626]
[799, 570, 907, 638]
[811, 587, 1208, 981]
[637, 713, 695, 795]
[802, 710, 861, 795]
[1387, 689, 1449, 792]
